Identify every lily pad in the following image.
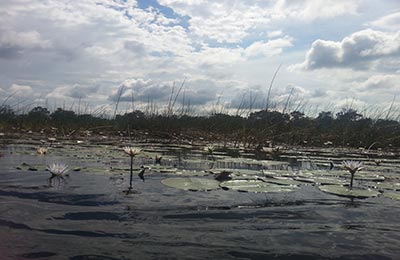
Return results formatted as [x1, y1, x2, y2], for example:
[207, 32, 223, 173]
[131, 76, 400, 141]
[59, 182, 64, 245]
[161, 177, 220, 191]
[319, 185, 380, 198]
[366, 182, 400, 191]
[259, 177, 301, 186]
[219, 179, 297, 193]
[382, 192, 400, 201]
[313, 177, 346, 185]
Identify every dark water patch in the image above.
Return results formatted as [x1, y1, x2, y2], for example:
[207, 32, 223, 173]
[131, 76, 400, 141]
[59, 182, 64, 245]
[20, 251, 57, 259]
[70, 255, 122, 260]
[228, 251, 393, 260]
[0, 189, 118, 206]
[228, 251, 325, 260]
[0, 219, 33, 230]
[0, 218, 146, 239]
[56, 211, 128, 221]
[163, 209, 308, 221]
[336, 255, 392, 260]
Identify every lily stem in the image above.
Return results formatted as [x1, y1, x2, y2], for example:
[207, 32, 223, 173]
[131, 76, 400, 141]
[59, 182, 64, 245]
[129, 155, 133, 189]
[350, 172, 354, 189]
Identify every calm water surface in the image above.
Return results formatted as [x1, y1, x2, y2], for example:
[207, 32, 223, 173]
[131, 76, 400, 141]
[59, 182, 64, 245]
[0, 143, 399, 260]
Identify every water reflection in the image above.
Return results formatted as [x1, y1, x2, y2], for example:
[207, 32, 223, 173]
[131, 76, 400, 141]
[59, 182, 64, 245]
[47, 175, 68, 189]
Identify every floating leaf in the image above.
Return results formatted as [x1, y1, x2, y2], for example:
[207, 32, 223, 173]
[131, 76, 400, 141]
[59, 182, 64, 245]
[366, 182, 400, 191]
[319, 185, 380, 198]
[382, 192, 400, 201]
[219, 179, 297, 193]
[161, 177, 220, 191]
[259, 177, 301, 186]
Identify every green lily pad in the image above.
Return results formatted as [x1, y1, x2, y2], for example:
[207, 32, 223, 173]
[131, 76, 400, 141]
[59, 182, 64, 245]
[146, 165, 178, 173]
[294, 177, 315, 183]
[382, 192, 400, 201]
[219, 179, 297, 193]
[174, 170, 209, 177]
[354, 174, 385, 182]
[319, 185, 380, 198]
[313, 177, 346, 185]
[210, 168, 263, 177]
[16, 163, 45, 171]
[366, 182, 400, 191]
[161, 177, 220, 191]
[259, 177, 301, 186]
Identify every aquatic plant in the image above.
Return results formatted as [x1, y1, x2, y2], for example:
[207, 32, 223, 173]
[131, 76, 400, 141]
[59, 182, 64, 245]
[161, 177, 220, 191]
[123, 147, 141, 157]
[374, 159, 382, 166]
[155, 155, 162, 164]
[204, 144, 215, 161]
[138, 165, 147, 182]
[342, 160, 364, 189]
[122, 146, 142, 190]
[36, 147, 48, 155]
[47, 163, 69, 177]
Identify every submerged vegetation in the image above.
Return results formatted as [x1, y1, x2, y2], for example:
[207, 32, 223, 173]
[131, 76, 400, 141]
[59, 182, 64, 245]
[1, 104, 400, 149]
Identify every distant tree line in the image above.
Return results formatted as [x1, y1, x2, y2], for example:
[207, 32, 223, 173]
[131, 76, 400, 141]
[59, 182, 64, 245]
[1, 105, 399, 149]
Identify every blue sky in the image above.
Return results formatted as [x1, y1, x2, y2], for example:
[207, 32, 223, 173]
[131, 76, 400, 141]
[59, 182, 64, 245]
[0, 0, 399, 117]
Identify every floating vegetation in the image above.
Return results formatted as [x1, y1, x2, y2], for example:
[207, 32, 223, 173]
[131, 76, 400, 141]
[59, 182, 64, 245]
[36, 147, 48, 155]
[366, 182, 400, 191]
[122, 146, 142, 190]
[161, 177, 220, 191]
[47, 163, 69, 177]
[259, 176, 301, 186]
[341, 160, 364, 189]
[16, 163, 44, 171]
[219, 179, 298, 193]
[319, 185, 380, 198]
[382, 192, 400, 201]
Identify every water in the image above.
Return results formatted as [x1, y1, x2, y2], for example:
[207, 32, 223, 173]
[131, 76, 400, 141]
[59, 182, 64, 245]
[0, 143, 399, 259]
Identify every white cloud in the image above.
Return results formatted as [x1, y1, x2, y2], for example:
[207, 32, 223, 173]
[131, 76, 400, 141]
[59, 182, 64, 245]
[159, 0, 362, 43]
[9, 84, 33, 96]
[0, 0, 398, 114]
[356, 74, 400, 94]
[0, 29, 51, 58]
[108, 78, 218, 106]
[273, 0, 360, 21]
[295, 29, 400, 70]
[244, 36, 293, 58]
[46, 84, 100, 100]
[267, 30, 283, 38]
[370, 11, 400, 31]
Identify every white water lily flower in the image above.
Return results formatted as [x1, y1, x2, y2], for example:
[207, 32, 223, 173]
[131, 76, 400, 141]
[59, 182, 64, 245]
[47, 163, 69, 176]
[342, 160, 363, 174]
[36, 147, 48, 155]
[342, 160, 363, 189]
[123, 147, 141, 157]
[204, 144, 214, 153]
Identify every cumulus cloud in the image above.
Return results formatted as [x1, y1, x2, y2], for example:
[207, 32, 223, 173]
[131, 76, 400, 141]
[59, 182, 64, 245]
[274, 84, 310, 105]
[296, 29, 400, 70]
[356, 74, 400, 94]
[0, 0, 398, 113]
[46, 84, 99, 100]
[0, 29, 51, 58]
[159, 0, 361, 43]
[370, 11, 400, 31]
[273, 0, 360, 21]
[244, 36, 293, 58]
[229, 88, 266, 110]
[109, 78, 217, 106]
[123, 41, 147, 57]
[9, 83, 34, 96]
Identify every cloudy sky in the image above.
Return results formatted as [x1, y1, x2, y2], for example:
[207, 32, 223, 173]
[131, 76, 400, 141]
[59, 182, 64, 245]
[0, 0, 399, 116]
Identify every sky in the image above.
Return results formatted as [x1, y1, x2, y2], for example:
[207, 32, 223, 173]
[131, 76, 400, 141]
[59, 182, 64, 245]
[0, 0, 399, 116]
